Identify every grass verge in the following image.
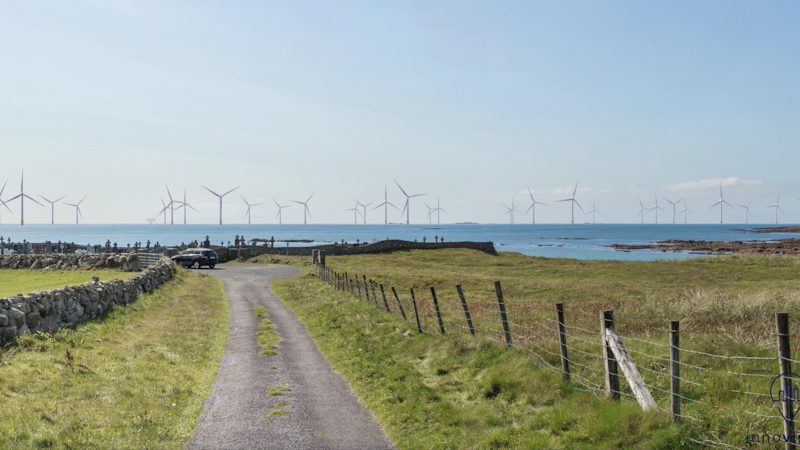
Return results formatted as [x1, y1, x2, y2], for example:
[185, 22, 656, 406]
[0, 268, 132, 297]
[0, 270, 229, 449]
[272, 267, 699, 449]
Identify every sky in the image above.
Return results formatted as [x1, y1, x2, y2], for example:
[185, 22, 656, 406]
[1, 1, 799, 225]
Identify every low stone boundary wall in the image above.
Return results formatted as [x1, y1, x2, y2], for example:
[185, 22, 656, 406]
[217, 239, 497, 262]
[0, 253, 141, 272]
[0, 257, 176, 344]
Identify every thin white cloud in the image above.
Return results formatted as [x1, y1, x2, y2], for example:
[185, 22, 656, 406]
[662, 177, 762, 193]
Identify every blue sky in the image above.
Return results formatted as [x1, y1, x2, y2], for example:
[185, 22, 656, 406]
[1, 1, 798, 224]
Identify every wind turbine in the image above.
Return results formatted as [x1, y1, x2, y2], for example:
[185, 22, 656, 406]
[662, 196, 684, 225]
[765, 194, 785, 225]
[737, 199, 753, 224]
[241, 196, 262, 224]
[174, 189, 198, 224]
[156, 196, 168, 224]
[556, 181, 584, 225]
[434, 196, 447, 224]
[372, 185, 399, 225]
[357, 200, 374, 224]
[0, 180, 13, 224]
[708, 182, 735, 225]
[273, 199, 291, 224]
[345, 201, 362, 224]
[64, 196, 86, 224]
[585, 200, 602, 224]
[524, 187, 548, 225]
[679, 200, 693, 224]
[395, 181, 426, 225]
[38, 194, 68, 225]
[424, 202, 434, 224]
[636, 197, 646, 224]
[202, 185, 239, 225]
[503, 198, 521, 224]
[648, 194, 666, 224]
[164, 185, 183, 225]
[291, 193, 314, 225]
[6, 171, 43, 225]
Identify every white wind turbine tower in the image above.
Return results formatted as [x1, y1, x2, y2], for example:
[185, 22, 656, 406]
[174, 189, 198, 224]
[202, 185, 239, 225]
[524, 187, 547, 225]
[648, 194, 666, 224]
[556, 181, 584, 225]
[585, 200, 602, 224]
[38, 194, 67, 225]
[241, 196, 262, 224]
[424, 202, 434, 224]
[63, 196, 86, 224]
[765, 194, 785, 225]
[372, 185, 399, 225]
[345, 200, 362, 224]
[662, 196, 684, 225]
[636, 197, 646, 224]
[679, 199, 693, 224]
[164, 185, 184, 225]
[737, 199, 753, 224]
[291, 193, 314, 225]
[358, 200, 374, 224]
[6, 171, 43, 226]
[273, 199, 291, 224]
[708, 182, 735, 225]
[434, 196, 447, 224]
[0, 180, 13, 224]
[503, 198, 521, 224]
[395, 181, 426, 225]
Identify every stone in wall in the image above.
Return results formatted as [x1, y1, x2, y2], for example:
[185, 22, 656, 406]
[0, 253, 141, 272]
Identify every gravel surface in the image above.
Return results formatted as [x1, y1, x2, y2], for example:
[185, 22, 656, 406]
[188, 264, 394, 450]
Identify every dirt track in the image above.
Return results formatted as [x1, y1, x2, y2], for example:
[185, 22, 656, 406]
[188, 264, 393, 450]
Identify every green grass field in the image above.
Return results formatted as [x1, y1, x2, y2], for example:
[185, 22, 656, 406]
[266, 250, 800, 449]
[0, 270, 229, 449]
[0, 268, 132, 297]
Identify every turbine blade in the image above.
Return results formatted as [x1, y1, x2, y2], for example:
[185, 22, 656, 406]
[306, 192, 315, 203]
[202, 186, 220, 197]
[23, 194, 44, 206]
[221, 187, 240, 197]
[38, 194, 52, 203]
[394, 180, 408, 197]
[77, 195, 87, 205]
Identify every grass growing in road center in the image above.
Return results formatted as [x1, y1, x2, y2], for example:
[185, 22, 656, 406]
[0, 270, 229, 449]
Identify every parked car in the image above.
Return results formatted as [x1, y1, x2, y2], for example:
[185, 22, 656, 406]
[171, 248, 218, 269]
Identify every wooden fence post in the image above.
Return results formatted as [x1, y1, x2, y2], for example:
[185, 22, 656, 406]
[456, 284, 475, 336]
[320, 250, 325, 266]
[345, 273, 349, 291]
[777, 312, 795, 450]
[410, 288, 422, 333]
[379, 284, 391, 312]
[370, 281, 379, 307]
[355, 277, 362, 299]
[391, 286, 407, 320]
[494, 281, 512, 348]
[349, 279, 354, 294]
[601, 310, 620, 401]
[556, 302, 570, 382]
[670, 320, 680, 422]
[430, 286, 446, 334]
[363, 275, 370, 302]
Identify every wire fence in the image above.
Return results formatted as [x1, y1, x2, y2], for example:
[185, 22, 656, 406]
[318, 264, 800, 449]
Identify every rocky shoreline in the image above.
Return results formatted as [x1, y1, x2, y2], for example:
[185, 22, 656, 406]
[746, 226, 800, 234]
[606, 239, 800, 255]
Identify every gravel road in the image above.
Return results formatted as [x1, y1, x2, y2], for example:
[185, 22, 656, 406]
[188, 264, 394, 450]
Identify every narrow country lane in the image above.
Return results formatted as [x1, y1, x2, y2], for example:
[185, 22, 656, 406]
[188, 264, 394, 450]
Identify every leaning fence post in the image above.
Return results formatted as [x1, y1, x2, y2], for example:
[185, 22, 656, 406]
[391, 286, 407, 320]
[430, 286, 446, 334]
[494, 281, 512, 348]
[379, 284, 391, 312]
[355, 277, 362, 299]
[370, 281, 379, 307]
[670, 320, 680, 423]
[363, 275, 371, 303]
[601, 310, 620, 401]
[556, 302, 570, 382]
[777, 312, 795, 450]
[410, 288, 422, 333]
[456, 284, 475, 336]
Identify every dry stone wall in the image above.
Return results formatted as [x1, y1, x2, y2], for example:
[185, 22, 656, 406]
[0, 257, 175, 344]
[0, 253, 140, 272]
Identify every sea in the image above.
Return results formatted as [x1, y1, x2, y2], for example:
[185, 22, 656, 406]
[0, 223, 796, 262]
